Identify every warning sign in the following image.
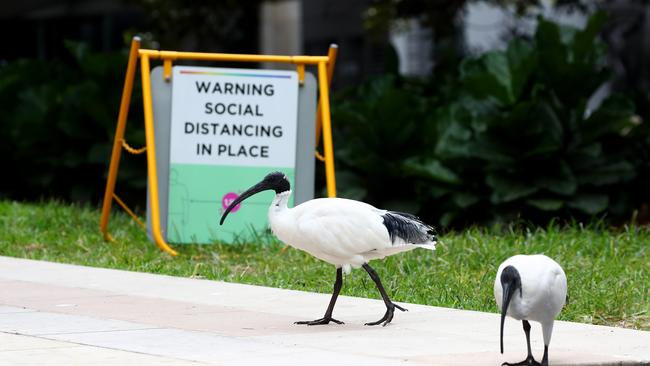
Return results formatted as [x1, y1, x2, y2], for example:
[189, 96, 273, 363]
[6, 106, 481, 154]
[167, 66, 299, 243]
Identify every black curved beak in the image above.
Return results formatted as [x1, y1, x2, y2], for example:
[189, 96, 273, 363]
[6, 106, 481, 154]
[500, 281, 515, 354]
[219, 180, 271, 225]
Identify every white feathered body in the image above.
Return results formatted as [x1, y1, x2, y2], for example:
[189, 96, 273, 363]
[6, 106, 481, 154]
[494, 254, 567, 344]
[494, 255, 567, 322]
[268, 192, 436, 273]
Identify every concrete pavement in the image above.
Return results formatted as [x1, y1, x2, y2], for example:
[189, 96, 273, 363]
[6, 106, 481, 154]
[0, 256, 648, 365]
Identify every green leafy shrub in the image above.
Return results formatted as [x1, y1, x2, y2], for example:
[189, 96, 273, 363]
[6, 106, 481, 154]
[333, 14, 649, 226]
[331, 76, 435, 211]
[0, 41, 147, 204]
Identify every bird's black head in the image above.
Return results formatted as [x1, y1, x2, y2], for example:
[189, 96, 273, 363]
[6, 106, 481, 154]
[219, 171, 290, 225]
[499, 265, 522, 354]
[260, 171, 291, 194]
[500, 266, 522, 297]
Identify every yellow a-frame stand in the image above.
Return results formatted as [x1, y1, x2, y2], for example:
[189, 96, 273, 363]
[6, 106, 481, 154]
[100, 36, 338, 256]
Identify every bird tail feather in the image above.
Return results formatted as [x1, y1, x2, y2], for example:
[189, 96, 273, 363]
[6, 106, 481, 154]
[414, 243, 436, 251]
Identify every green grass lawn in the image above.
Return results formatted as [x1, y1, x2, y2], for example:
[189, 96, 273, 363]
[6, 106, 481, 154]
[0, 200, 648, 330]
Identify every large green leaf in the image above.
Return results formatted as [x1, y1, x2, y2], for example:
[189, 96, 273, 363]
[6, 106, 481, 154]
[581, 94, 635, 143]
[453, 193, 480, 208]
[522, 101, 564, 157]
[434, 105, 474, 159]
[485, 52, 514, 103]
[527, 198, 565, 211]
[573, 11, 607, 63]
[576, 160, 636, 186]
[486, 174, 538, 203]
[535, 18, 567, 79]
[535, 14, 608, 104]
[461, 38, 534, 106]
[403, 158, 461, 185]
[506, 38, 536, 102]
[469, 134, 517, 163]
[535, 160, 577, 195]
[568, 194, 609, 214]
[461, 54, 511, 105]
[574, 143, 602, 158]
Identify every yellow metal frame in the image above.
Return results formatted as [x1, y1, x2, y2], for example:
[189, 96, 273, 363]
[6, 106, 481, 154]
[100, 37, 339, 256]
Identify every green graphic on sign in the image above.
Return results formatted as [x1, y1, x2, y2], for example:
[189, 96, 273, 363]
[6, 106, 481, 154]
[167, 164, 294, 243]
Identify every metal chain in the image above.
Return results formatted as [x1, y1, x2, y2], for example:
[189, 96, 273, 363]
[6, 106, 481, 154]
[121, 139, 147, 154]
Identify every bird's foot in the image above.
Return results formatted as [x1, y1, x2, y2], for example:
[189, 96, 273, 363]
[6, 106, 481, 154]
[365, 302, 408, 327]
[502, 356, 541, 366]
[294, 317, 344, 326]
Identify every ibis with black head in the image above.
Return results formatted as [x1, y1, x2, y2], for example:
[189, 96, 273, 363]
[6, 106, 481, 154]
[494, 254, 567, 366]
[220, 172, 437, 326]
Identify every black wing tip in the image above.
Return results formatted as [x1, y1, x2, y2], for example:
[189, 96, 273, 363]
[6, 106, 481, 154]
[382, 211, 436, 244]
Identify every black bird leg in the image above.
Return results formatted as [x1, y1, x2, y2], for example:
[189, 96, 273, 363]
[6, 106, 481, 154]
[502, 320, 540, 366]
[295, 267, 344, 325]
[362, 263, 407, 326]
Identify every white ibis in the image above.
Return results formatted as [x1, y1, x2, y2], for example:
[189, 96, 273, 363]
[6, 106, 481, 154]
[220, 171, 436, 326]
[494, 254, 567, 366]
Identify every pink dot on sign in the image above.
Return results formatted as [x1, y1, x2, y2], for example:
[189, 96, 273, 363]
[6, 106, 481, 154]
[222, 192, 241, 212]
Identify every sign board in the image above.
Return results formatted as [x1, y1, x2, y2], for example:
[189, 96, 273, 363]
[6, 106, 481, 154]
[147, 66, 317, 244]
